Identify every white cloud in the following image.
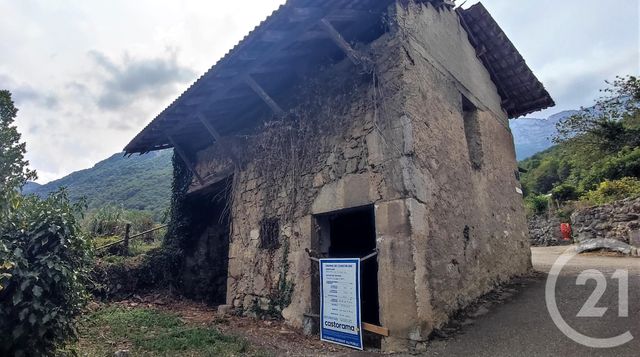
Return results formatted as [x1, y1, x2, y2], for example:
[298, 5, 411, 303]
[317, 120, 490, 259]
[0, 0, 285, 183]
[0, 0, 637, 182]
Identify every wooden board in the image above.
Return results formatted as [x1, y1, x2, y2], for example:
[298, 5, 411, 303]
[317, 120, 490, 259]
[362, 322, 389, 337]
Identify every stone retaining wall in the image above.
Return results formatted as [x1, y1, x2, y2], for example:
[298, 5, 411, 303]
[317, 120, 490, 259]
[571, 197, 640, 247]
[528, 215, 562, 246]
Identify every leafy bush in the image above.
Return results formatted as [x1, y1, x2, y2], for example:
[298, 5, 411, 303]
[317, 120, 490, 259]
[551, 183, 580, 202]
[524, 194, 550, 216]
[580, 147, 640, 190]
[0, 190, 92, 356]
[581, 177, 640, 205]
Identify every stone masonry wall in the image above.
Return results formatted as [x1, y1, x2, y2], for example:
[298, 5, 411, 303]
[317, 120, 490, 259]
[571, 197, 640, 247]
[528, 215, 563, 246]
[189, 34, 412, 331]
[394, 1, 531, 335]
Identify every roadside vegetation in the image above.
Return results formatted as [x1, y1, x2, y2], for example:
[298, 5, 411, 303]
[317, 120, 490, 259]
[521, 75, 640, 216]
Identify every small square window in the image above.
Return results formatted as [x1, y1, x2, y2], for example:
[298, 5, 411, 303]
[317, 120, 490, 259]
[259, 218, 280, 249]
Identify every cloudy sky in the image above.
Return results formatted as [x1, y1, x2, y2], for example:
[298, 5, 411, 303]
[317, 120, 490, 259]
[0, 0, 638, 183]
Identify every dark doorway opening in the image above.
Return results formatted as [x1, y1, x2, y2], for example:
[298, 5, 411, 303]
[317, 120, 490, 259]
[181, 177, 232, 305]
[312, 205, 380, 346]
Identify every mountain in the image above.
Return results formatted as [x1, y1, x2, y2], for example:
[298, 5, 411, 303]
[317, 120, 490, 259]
[21, 181, 42, 193]
[23, 150, 173, 218]
[509, 110, 579, 160]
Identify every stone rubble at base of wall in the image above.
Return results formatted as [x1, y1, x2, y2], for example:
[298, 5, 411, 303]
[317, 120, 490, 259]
[571, 197, 640, 247]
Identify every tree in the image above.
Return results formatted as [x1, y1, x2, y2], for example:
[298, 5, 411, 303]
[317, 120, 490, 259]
[554, 75, 640, 154]
[0, 90, 36, 209]
[0, 91, 90, 355]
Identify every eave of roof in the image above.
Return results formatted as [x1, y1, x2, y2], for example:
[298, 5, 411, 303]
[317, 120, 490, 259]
[124, 0, 394, 154]
[125, 1, 554, 154]
[458, 3, 555, 118]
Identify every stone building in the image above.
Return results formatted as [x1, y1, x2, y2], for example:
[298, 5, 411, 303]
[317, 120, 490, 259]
[125, 0, 554, 351]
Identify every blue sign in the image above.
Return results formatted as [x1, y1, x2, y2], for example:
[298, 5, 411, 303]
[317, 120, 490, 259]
[319, 258, 363, 350]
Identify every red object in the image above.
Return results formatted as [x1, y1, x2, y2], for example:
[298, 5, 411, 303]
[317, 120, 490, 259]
[560, 223, 572, 241]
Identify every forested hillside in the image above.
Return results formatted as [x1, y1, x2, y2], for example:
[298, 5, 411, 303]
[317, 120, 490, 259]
[519, 76, 640, 211]
[23, 150, 173, 218]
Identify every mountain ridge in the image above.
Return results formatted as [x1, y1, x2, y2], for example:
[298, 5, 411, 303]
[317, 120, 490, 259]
[23, 149, 173, 218]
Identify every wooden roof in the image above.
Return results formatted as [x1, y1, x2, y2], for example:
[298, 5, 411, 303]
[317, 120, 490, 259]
[125, 1, 554, 154]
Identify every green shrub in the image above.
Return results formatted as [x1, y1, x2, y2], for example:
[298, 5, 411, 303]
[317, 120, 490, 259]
[581, 177, 640, 205]
[525, 194, 550, 216]
[0, 190, 92, 355]
[551, 183, 580, 202]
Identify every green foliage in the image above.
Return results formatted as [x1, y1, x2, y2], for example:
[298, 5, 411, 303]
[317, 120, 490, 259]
[23, 150, 173, 220]
[520, 75, 640, 204]
[83, 205, 157, 238]
[0, 190, 92, 356]
[554, 75, 640, 153]
[524, 194, 550, 216]
[0, 90, 37, 209]
[551, 183, 579, 202]
[71, 306, 266, 356]
[581, 177, 640, 205]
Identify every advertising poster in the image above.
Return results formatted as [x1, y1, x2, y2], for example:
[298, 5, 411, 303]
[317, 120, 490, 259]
[319, 258, 363, 350]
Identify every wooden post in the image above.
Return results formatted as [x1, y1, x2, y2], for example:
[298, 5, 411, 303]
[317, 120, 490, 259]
[123, 223, 131, 255]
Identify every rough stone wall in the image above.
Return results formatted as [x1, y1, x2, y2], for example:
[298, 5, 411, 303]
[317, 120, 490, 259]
[393, 1, 531, 338]
[187, 35, 412, 329]
[528, 215, 563, 246]
[571, 197, 640, 246]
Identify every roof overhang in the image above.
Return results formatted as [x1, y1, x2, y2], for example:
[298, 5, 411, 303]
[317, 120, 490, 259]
[458, 3, 555, 118]
[125, 1, 554, 154]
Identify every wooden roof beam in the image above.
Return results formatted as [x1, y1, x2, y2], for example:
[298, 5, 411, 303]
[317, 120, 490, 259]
[197, 114, 240, 166]
[319, 18, 362, 66]
[244, 74, 285, 116]
[261, 30, 327, 43]
[166, 134, 205, 186]
[291, 8, 376, 23]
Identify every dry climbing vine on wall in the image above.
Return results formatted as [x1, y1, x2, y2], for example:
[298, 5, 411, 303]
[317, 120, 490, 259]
[225, 60, 380, 314]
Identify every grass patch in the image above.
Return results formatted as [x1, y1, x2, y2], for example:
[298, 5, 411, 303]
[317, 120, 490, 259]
[69, 306, 269, 356]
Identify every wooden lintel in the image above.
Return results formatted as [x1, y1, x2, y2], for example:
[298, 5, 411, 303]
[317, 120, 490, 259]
[362, 322, 389, 337]
[187, 167, 235, 194]
[244, 75, 285, 116]
[319, 18, 361, 65]
[166, 134, 205, 186]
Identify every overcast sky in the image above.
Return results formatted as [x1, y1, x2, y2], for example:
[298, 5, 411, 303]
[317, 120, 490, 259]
[0, 0, 638, 183]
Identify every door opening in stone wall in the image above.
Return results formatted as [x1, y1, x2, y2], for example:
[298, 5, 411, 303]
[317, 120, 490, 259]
[312, 205, 380, 344]
[181, 176, 232, 305]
